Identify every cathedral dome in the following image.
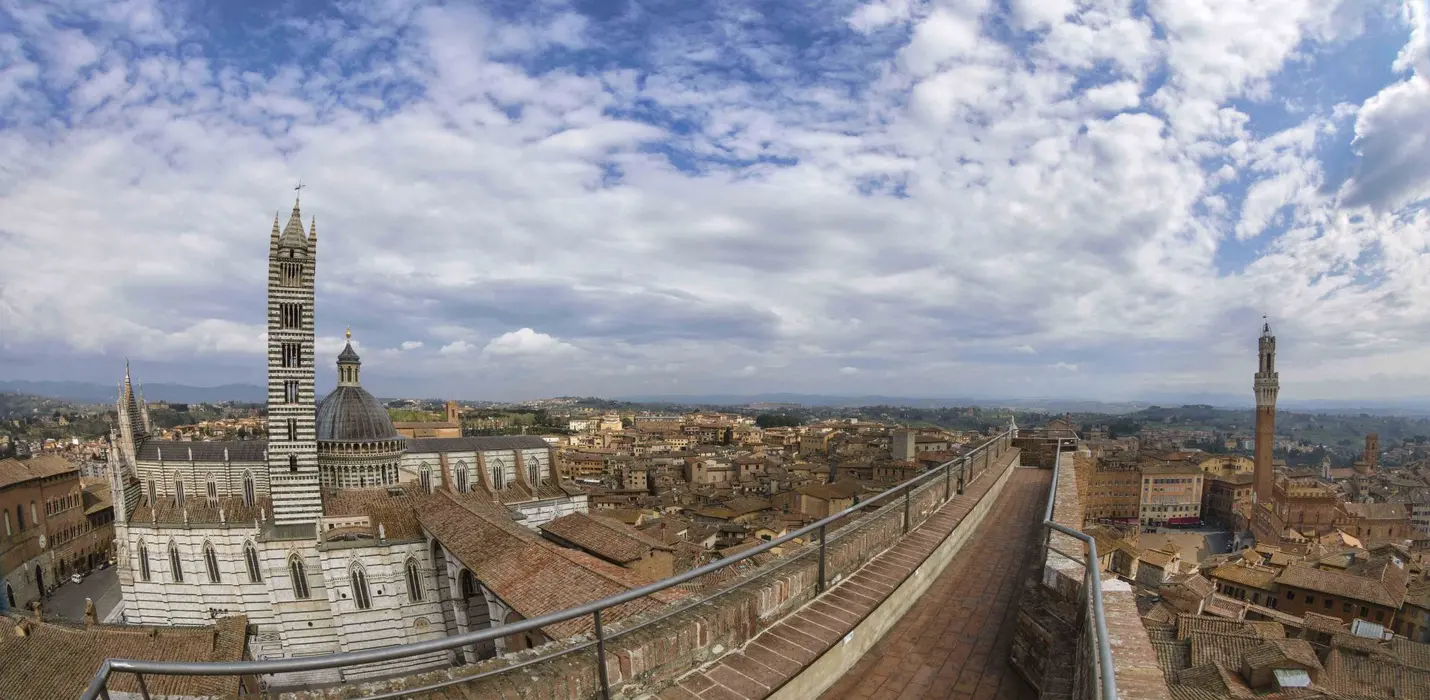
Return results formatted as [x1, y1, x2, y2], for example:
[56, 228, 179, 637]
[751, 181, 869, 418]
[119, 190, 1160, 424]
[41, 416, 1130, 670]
[315, 385, 401, 443]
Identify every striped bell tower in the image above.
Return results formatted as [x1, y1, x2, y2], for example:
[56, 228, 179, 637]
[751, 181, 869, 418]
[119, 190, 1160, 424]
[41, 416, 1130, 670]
[267, 192, 322, 524]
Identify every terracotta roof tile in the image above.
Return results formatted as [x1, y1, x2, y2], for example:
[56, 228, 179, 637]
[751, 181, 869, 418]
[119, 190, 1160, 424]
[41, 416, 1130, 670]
[0, 455, 78, 489]
[539, 512, 670, 564]
[0, 614, 247, 700]
[1275, 563, 1405, 608]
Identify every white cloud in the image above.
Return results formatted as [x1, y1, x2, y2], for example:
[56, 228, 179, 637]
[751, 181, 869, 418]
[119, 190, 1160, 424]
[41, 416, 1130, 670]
[838, 366, 859, 375]
[439, 340, 476, 355]
[0, 0, 1423, 402]
[481, 328, 575, 357]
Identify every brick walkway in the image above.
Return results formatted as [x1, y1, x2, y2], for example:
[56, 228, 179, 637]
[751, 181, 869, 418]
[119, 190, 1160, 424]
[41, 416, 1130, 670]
[819, 467, 1051, 700]
[659, 449, 1037, 700]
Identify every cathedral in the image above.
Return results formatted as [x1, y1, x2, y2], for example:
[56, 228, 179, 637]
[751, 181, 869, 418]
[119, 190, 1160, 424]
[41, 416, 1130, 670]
[106, 198, 663, 689]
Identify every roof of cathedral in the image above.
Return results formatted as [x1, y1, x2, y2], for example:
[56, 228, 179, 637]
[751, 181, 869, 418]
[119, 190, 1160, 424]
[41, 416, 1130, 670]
[135, 439, 265, 463]
[417, 490, 685, 639]
[0, 613, 247, 700]
[316, 385, 402, 443]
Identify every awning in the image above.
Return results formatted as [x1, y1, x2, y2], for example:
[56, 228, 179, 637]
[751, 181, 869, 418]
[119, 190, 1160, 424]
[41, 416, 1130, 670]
[1167, 516, 1201, 525]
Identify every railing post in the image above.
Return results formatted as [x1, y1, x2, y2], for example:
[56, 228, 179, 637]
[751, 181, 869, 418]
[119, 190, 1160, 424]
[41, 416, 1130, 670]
[903, 487, 911, 533]
[594, 609, 610, 700]
[136, 673, 151, 700]
[957, 463, 964, 495]
[943, 460, 951, 502]
[817, 524, 827, 593]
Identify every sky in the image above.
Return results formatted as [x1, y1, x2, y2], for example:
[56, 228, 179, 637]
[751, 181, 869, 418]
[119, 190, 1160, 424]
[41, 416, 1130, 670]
[0, 0, 1429, 403]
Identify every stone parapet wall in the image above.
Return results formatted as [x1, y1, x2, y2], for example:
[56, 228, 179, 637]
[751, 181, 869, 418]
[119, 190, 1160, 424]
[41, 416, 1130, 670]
[1009, 446, 1171, 700]
[280, 436, 1018, 700]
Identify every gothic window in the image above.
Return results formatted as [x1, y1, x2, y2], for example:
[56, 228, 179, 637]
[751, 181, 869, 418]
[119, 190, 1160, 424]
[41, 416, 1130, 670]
[244, 542, 262, 583]
[138, 541, 151, 582]
[527, 455, 542, 486]
[284, 380, 299, 403]
[279, 302, 303, 329]
[242, 471, 255, 506]
[289, 555, 310, 599]
[281, 342, 302, 368]
[148, 480, 156, 507]
[419, 463, 432, 494]
[168, 541, 184, 583]
[406, 559, 423, 603]
[29, 501, 36, 527]
[351, 564, 372, 610]
[206, 480, 217, 503]
[174, 478, 185, 508]
[204, 542, 221, 583]
[287, 419, 297, 441]
[455, 463, 469, 494]
[490, 460, 504, 490]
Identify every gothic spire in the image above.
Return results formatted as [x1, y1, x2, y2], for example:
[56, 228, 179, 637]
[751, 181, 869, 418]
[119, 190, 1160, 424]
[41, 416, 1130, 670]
[279, 196, 308, 250]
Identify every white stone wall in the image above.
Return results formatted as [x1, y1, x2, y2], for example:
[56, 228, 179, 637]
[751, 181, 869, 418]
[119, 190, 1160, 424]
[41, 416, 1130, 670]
[513, 494, 589, 529]
[115, 522, 448, 688]
[521, 448, 550, 485]
[134, 458, 270, 503]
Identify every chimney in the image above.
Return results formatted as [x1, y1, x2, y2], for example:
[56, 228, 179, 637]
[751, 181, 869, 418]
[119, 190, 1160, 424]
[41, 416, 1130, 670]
[84, 598, 96, 625]
[30, 600, 41, 623]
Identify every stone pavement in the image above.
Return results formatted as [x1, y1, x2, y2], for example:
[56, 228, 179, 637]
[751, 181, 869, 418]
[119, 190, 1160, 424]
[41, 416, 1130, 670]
[818, 467, 1051, 700]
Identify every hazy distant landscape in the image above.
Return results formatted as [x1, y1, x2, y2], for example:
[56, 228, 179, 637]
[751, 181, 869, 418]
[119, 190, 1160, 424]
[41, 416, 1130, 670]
[9, 379, 1430, 417]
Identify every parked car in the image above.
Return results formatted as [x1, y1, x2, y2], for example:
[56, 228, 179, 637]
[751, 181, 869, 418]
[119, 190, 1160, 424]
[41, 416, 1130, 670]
[70, 573, 84, 585]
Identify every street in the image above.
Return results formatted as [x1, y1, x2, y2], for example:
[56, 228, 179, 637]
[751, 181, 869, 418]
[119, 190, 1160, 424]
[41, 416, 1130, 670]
[43, 566, 120, 623]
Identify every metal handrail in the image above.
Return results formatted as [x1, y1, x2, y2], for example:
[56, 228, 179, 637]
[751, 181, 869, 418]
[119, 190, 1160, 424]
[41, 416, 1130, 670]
[1042, 438, 1118, 700]
[80, 429, 1015, 700]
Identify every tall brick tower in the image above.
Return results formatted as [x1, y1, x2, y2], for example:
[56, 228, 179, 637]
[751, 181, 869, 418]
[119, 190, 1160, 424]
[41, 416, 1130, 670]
[267, 194, 321, 525]
[1253, 319, 1279, 504]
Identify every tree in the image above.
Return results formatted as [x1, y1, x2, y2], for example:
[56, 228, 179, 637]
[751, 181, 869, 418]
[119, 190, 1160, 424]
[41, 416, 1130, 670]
[756, 414, 801, 429]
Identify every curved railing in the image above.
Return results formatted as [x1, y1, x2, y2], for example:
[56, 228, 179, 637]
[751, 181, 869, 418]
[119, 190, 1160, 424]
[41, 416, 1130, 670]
[82, 429, 1016, 700]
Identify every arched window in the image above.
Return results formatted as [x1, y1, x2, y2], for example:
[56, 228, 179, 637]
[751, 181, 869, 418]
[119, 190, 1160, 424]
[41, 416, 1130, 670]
[206, 480, 217, 503]
[351, 564, 372, 610]
[289, 455, 298, 473]
[168, 541, 184, 583]
[204, 541, 221, 583]
[14, 505, 21, 531]
[137, 541, 151, 582]
[147, 480, 156, 507]
[29, 501, 36, 527]
[454, 463, 469, 494]
[406, 559, 423, 603]
[419, 463, 432, 494]
[3, 509, 10, 537]
[490, 460, 504, 490]
[244, 541, 262, 583]
[527, 456, 542, 486]
[174, 477, 185, 508]
[242, 471, 255, 506]
[289, 555, 310, 599]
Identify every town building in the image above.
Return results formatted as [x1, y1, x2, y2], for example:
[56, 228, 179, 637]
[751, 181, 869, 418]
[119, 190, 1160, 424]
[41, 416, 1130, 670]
[1139, 459, 1204, 528]
[2, 454, 114, 613]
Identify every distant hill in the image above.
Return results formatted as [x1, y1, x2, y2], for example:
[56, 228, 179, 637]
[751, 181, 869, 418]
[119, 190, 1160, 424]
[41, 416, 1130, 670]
[0, 380, 267, 405]
[613, 393, 1430, 416]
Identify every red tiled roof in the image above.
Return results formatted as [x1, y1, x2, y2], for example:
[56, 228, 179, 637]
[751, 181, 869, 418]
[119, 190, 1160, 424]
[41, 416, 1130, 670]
[0, 455, 78, 489]
[0, 614, 247, 700]
[540, 512, 670, 564]
[418, 492, 683, 639]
